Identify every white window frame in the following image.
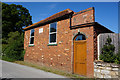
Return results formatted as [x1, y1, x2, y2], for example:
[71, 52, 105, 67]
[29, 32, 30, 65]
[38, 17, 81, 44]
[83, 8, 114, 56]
[49, 22, 57, 44]
[29, 29, 34, 45]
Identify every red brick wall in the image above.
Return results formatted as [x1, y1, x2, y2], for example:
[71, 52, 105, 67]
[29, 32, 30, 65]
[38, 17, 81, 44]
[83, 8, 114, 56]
[71, 26, 94, 77]
[24, 7, 95, 77]
[72, 7, 95, 26]
[24, 19, 73, 72]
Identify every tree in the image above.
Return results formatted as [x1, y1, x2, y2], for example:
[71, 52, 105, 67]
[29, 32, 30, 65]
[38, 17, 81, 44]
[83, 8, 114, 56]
[2, 3, 32, 61]
[2, 3, 32, 38]
[99, 36, 115, 63]
[3, 31, 24, 61]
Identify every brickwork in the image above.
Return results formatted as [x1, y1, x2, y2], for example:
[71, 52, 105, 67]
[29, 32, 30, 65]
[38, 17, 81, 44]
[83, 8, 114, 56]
[24, 7, 112, 77]
[72, 7, 94, 26]
[24, 19, 73, 72]
[71, 26, 94, 77]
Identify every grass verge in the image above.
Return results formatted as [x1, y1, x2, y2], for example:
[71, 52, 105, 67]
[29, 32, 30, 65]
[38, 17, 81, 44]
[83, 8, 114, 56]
[14, 61, 85, 78]
[2, 56, 16, 62]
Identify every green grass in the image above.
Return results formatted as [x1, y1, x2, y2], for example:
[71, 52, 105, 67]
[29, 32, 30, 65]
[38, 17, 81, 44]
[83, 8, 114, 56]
[2, 56, 16, 62]
[14, 61, 85, 78]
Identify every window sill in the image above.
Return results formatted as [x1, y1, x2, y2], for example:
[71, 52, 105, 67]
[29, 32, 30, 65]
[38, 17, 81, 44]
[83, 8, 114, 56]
[47, 44, 57, 46]
[29, 44, 34, 47]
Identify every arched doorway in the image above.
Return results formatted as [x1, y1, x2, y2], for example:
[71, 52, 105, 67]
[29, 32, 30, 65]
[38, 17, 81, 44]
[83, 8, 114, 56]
[73, 33, 87, 76]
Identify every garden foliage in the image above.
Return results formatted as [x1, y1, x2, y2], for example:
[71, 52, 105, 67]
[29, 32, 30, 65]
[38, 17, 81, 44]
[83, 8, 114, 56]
[2, 3, 32, 61]
[100, 36, 120, 64]
[2, 31, 25, 61]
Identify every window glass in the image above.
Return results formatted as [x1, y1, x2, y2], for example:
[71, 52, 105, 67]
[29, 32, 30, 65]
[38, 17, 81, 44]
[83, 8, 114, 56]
[49, 22, 57, 44]
[30, 37, 34, 44]
[50, 33, 56, 43]
[75, 34, 86, 41]
[50, 22, 57, 32]
[31, 29, 34, 36]
[30, 29, 34, 45]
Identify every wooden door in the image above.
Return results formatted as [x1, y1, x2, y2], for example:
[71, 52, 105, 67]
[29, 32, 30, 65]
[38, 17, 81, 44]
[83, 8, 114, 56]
[74, 40, 87, 76]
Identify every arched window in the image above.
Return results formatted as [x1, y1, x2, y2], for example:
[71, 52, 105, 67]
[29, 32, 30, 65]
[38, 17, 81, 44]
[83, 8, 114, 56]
[75, 34, 86, 41]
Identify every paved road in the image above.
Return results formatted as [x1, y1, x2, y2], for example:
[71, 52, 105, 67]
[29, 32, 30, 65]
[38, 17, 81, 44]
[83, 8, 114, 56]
[0, 60, 66, 78]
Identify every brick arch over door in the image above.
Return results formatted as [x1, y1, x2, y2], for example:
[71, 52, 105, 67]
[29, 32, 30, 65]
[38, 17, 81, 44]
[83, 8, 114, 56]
[73, 32, 87, 40]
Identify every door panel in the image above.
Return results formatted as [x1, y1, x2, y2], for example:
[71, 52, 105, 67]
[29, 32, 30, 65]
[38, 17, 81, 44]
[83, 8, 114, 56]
[74, 40, 87, 76]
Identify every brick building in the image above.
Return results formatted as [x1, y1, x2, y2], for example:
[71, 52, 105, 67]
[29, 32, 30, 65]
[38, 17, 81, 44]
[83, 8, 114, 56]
[23, 7, 113, 77]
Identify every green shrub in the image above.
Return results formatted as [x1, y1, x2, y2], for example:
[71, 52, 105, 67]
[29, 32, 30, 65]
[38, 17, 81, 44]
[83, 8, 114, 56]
[114, 50, 120, 64]
[2, 31, 25, 61]
[99, 36, 115, 63]
[2, 56, 15, 62]
[20, 49, 26, 60]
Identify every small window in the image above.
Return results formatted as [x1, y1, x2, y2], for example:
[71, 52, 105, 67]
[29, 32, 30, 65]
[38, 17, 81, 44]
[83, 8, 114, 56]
[75, 34, 86, 41]
[30, 29, 34, 45]
[49, 22, 57, 44]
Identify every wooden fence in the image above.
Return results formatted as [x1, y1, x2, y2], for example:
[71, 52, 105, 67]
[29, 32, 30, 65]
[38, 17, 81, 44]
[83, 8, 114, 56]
[97, 33, 120, 60]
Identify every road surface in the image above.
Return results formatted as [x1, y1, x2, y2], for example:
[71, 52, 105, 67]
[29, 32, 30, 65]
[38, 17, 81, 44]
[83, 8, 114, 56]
[0, 60, 66, 78]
